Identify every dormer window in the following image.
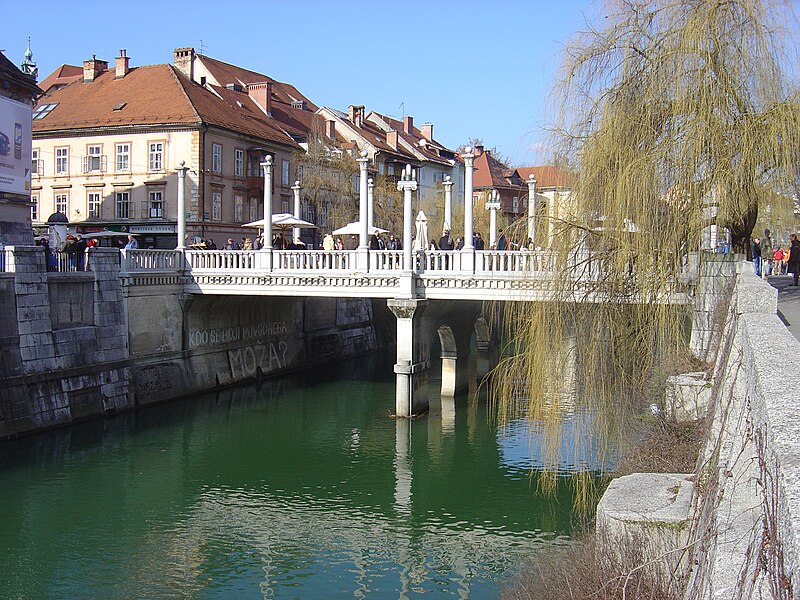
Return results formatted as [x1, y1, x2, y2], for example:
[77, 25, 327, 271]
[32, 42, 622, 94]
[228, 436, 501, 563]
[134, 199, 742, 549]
[291, 100, 306, 110]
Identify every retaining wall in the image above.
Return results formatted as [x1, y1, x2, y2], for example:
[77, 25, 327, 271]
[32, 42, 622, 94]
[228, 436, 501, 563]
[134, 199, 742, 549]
[683, 264, 800, 598]
[0, 246, 386, 440]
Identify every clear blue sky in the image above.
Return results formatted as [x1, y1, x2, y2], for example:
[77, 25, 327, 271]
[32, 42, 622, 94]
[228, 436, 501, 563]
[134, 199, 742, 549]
[4, 0, 598, 166]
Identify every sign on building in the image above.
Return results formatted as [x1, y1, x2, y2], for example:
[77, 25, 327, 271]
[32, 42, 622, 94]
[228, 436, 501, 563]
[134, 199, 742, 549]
[0, 96, 32, 196]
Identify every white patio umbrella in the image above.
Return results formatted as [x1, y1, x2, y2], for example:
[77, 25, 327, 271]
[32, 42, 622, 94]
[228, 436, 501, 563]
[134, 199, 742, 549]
[332, 222, 388, 236]
[412, 211, 428, 251]
[81, 229, 129, 238]
[242, 213, 317, 230]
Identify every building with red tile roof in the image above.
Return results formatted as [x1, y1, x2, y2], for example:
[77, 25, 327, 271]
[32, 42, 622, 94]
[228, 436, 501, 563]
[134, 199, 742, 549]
[315, 104, 464, 228]
[31, 48, 320, 246]
[470, 145, 528, 227]
[469, 146, 575, 246]
[0, 50, 41, 245]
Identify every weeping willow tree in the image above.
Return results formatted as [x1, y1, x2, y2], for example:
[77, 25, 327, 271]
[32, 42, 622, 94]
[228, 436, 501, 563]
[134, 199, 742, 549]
[492, 0, 800, 500]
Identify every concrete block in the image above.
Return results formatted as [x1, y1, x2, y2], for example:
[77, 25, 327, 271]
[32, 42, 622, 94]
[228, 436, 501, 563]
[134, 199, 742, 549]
[665, 372, 712, 421]
[736, 273, 778, 315]
[596, 473, 694, 595]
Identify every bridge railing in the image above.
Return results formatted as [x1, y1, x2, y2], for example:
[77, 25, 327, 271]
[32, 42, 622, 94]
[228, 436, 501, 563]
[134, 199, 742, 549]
[121, 249, 182, 272]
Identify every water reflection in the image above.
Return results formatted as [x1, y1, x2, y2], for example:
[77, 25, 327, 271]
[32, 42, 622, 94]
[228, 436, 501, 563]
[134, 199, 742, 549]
[0, 353, 588, 598]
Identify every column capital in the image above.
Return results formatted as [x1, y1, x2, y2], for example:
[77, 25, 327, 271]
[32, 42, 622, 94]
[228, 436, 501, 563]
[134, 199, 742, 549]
[260, 155, 273, 168]
[291, 180, 301, 193]
[443, 175, 453, 190]
[387, 298, 427, 319]
[357, 150, 369, 168]
[175, 160, 188, 173]
[462, 148, 475, 167]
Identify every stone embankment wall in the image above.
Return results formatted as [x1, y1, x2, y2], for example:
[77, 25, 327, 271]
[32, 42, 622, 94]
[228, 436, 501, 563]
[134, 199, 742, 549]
[0, 247, 130, 440]
[0, 247, 385, 440]
[683, 263, 800, 598]
[597, 257, 800, 598]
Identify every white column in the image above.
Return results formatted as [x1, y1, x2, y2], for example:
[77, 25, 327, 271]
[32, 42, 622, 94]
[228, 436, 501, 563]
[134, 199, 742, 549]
[463, 149, 474, 250]
[397, 165, 418, 273]
[367, 177, 374, 230]
[443, 175, 453, 234]
[487, 191, 500, 248]
[261, 157, 274, 272]
[357, 151, 369, 249]
[175, 161, 188, 250]
[292, 180, 301, 241]
[527, 174, 537, 244]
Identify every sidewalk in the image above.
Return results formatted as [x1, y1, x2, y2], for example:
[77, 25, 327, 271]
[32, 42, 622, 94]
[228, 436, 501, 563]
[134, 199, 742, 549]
[771, 275, 800, 341]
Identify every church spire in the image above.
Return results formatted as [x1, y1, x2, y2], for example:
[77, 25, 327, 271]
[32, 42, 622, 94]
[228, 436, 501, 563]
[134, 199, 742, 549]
[20, 37, 38, 82]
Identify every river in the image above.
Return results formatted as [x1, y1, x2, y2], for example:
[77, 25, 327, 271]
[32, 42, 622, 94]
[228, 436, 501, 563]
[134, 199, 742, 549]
[0, 352, 603, 599]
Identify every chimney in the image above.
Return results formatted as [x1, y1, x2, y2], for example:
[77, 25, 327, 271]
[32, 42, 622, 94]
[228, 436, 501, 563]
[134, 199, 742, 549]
[348, 105, 365, 128]
[474, 144, 485, 156]
[325, 120, 336, 140]
[173, 47, 195, 80]
[420, 123, 434, 141]
[247, 81, 273, 116]
[83, 55, 108, 83]
[403, 115, 414, 134]
[115, 49, 130, 79]
[386, 130, 398, 150]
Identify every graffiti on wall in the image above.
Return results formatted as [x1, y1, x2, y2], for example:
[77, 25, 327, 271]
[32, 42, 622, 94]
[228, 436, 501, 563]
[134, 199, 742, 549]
[188, 321, 288, 349]
[228, 341, 289, 379]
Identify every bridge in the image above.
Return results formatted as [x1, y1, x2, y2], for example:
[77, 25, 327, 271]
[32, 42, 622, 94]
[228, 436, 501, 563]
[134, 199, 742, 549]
[116, 245, 692, 418]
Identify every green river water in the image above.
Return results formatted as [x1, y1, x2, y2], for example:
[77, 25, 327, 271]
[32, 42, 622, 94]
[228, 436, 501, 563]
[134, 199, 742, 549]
[0, 353, 603, 599]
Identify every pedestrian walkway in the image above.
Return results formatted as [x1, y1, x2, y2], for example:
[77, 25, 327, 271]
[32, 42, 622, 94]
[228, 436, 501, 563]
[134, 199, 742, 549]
[772, 275, 800, 341]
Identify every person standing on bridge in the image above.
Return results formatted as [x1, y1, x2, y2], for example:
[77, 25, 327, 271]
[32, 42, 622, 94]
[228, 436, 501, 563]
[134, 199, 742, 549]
[788, 234, 800, 286]
[124, 234, 138, 250]
[496, 229, 508, 251]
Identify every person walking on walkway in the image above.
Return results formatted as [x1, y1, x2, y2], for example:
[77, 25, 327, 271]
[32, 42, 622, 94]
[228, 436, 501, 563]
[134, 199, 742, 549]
[760, 229, 773, 278]
[752, 237, 762, 276]
[788, 234, 800, 286]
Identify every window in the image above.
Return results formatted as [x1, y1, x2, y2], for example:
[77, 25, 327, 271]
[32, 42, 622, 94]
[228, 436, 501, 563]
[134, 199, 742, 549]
[88, 192, 101, 219]
[211, 191, 222, 221]
[235, 149, 244, 178]
[249, 198, 258, 222]
[281, 159, 289, 186]
[84, 145, 104, 173]
[55, 147, 68, 175]
[281, 199, 289, 213]
[31, 194, 39, 222]
[149, 190, 164, 218]
[116, 191, 131, 219]
[212, 143, 222, 174]
[31, 148, 42, 176]
[32, 103, 58, 120]
[116, 143, 130, 171]
[512, 196, 519, 212]
[234, 194, 243, 222]
[247, 155, 261, 177]
[55, 192, 68, 214]
[387, 164, 395, 175]
[148, 142, 163, 172]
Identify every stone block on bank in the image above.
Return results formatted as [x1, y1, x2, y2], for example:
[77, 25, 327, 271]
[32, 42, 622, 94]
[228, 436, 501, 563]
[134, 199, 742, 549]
[665, 372, 712, 421]
[596, 473, 694, 595]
